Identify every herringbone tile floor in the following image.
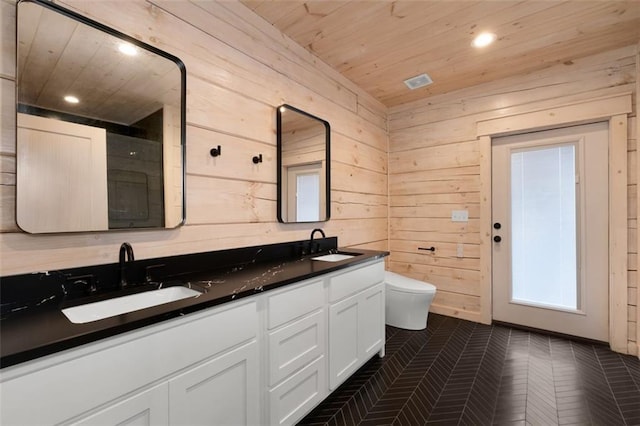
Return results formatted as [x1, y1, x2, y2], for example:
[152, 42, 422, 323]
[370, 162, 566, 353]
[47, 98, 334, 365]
[299, 314, 640, 426]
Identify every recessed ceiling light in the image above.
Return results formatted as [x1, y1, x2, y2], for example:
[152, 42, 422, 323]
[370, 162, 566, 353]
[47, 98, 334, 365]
[403, 73, 433, 90]
[472, 32, 496, 48]
[118, 42, 137, 56]
[63, 95, 79, 104]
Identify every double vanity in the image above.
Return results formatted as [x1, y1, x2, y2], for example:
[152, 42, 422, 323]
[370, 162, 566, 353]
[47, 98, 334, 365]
[0, 237, 388, 425]
[4, 2, 386, 424]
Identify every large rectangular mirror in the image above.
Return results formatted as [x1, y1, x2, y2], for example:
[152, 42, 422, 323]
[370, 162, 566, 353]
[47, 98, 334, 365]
[16, 0, 186, 233]
[277, 104, 330, 223]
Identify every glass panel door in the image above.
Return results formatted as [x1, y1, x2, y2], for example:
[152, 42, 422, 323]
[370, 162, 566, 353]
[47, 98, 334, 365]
[296, 173, 320, 221]
[286, 162, 323, 222]
[492, 122, 609, 342]
[510, 144, 578, 310]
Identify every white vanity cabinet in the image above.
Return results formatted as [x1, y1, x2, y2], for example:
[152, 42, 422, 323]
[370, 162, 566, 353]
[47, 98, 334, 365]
[70, 341, 260, 426]
[266, 278, 327, 426]
[0, 257, 386, 426]
[0, 300, 259, 426]
[328, 261, 385, 390]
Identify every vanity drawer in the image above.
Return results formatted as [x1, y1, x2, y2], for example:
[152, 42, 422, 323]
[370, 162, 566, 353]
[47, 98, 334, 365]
[328, 261, 384, 303]
[267, 278, 324, 329]
[269, 356, 326, 426]
[268, 310, 325, 386]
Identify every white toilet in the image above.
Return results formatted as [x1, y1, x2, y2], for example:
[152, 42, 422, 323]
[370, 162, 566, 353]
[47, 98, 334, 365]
[385, 271, 437, 330]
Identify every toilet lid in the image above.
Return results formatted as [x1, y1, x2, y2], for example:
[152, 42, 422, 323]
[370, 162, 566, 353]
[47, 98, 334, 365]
[385, 271, 436, 294]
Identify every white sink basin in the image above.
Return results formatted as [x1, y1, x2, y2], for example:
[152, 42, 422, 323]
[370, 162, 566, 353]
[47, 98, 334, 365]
[62, 286, 201, 324]
[311, 253, 355, 262]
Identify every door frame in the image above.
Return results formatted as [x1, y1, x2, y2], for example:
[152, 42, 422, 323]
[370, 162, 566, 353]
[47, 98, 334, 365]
[476, 92, 632, 353]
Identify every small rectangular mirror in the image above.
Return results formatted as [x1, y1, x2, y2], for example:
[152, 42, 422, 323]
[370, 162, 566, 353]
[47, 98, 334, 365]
[277, 105, 330, 223]
[16, 0, 186, 233]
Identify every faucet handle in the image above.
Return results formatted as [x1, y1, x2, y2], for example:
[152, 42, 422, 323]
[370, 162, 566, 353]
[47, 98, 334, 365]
[64, 274, 97, 296]
[145, 264, 166, 285]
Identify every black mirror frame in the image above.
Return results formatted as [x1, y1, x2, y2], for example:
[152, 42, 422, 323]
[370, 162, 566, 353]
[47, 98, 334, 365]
[15, 0, 188, 232]
[276, 104, 331, 223]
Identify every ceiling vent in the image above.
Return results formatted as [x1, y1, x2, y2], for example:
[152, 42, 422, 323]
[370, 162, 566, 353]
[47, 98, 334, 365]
[403, 73, 433, 90]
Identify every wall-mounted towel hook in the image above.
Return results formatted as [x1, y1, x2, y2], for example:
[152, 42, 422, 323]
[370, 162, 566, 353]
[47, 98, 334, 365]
[210, 146, 221, 157]
[252, 154, 263, 164]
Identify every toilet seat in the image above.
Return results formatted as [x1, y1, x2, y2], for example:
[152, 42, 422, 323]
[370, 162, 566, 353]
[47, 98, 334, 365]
[385, 271, 436, 294]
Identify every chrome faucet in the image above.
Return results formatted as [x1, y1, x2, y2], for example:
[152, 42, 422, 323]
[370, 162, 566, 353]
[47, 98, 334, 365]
[309, 229, 326, 254]
[119, 242, 135, 288]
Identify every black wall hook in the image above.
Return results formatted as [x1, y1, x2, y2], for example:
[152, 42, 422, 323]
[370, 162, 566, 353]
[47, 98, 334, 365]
[252, 154, 263, 164]
[210, 146, 221, 157]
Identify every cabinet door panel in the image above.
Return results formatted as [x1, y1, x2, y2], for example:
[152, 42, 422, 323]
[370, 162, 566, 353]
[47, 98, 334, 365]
[71, 383, 168, 426]
[269, 356, 326, 426]
[328, 295, 359, 390]
[169, 341, 259, 426]
[269, 310, 325, 386]
[359, 284, 384, 358]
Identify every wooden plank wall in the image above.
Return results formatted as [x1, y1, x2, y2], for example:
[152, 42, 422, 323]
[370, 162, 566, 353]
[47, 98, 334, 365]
[0, 0, 388, 276]
[631, 110, 638, 355]
[388, 45, 638, 353]
[634, 42, 640, 356]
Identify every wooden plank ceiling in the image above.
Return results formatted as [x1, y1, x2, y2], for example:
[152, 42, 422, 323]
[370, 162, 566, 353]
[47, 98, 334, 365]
[241, 1, 640, 107]
[18, 1, 181, 125]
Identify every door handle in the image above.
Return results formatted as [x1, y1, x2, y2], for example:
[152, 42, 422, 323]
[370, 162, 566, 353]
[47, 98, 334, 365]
[418, 246, 435, 252]
[493, 236, 502, 243]
[493, 222, 501, 229]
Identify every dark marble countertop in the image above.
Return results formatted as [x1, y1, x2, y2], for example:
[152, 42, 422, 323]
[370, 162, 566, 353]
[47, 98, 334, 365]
[0, 242, 387, 369]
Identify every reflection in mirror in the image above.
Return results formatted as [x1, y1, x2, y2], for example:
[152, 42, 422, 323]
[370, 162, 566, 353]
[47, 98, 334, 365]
[277, 105, 330, 223]
[16, 0, 186, 233]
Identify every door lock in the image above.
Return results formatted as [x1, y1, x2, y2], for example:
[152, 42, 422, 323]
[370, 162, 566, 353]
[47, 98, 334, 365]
[493, 222, 501, 229]
[493, 236, 502, 243]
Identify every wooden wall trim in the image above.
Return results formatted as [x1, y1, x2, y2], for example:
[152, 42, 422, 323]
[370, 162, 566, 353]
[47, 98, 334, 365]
[610, 113, 629, 353]
[636, 42, 640, 359]
[479, 135, 492, 325]
[477, 95, 632, 353]
[476, 93, 633, 137]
